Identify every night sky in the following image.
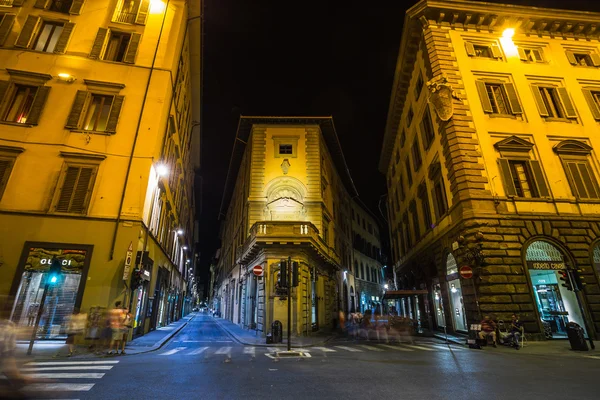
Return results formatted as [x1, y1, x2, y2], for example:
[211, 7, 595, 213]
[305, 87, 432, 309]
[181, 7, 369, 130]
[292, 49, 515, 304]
[198, 0, 600, 279]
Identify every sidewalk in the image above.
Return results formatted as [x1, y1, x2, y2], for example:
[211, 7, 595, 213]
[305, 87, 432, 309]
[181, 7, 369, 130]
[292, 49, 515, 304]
[213, 316, 338, 347]
[16, 313, 195, 359]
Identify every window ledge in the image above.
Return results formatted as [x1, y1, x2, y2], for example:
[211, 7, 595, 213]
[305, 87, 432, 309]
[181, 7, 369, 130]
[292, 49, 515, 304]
[488, 113, 519, 119]
[544, 117, 577, 123]
[69, 129, 114, 136]
[0, 121, 34, 128]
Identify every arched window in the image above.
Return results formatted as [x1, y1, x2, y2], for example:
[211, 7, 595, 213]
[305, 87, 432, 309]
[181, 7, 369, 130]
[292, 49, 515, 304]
[446, 253, 458, 275]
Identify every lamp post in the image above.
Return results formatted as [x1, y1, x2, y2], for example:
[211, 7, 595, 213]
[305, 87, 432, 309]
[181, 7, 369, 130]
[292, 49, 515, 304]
[456, 232, 486, 320]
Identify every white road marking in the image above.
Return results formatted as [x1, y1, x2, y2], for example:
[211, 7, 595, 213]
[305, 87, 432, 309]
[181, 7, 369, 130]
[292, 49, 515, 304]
[357, 345, 384, 351]
[21, 366, 114, 371]
[334, 346, 363, 352]
[430, 344, 464, 351]
[584, 355, 600, 360]
[25, 361, 119, 366]
[267, 347, 280, 353]
[215, 346, 232, 355]
[378, 344, 414, 352]
[404, 344, 435, 351]
[243, 347, 256, 356]
[312, 347, 336, 353]
[23, 373, 105, 379]
[23, 383, 95, 391]
[182, 340, 232, 343]
[159, 347, 187, 356]
[188, 346, 209, 355]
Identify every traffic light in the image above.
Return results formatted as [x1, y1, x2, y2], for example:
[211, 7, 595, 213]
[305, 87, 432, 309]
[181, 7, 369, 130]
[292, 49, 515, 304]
[48, 258, 62, 285]
[558, 270, 573, 291]
[131, 269, 143, 288]
[572, 268, 586, 291]
[292, 261, 299, 287]
[279, 260, 288, 288]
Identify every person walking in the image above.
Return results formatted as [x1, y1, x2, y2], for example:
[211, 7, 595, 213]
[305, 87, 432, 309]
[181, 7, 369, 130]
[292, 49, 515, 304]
[119, 308, 132, 355]
[107, 301, 124, 355]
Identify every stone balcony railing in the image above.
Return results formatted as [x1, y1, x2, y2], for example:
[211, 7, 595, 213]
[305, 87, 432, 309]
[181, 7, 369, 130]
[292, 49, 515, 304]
[236, 221, 341, 266]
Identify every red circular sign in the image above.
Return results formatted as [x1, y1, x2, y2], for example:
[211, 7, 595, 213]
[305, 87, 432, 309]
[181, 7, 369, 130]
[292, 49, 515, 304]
[460, 266, 473, 279]
[253, 265, 263, 276]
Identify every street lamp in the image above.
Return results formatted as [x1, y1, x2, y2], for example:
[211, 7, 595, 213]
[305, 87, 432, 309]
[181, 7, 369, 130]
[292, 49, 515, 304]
[156, 164, 169, 177]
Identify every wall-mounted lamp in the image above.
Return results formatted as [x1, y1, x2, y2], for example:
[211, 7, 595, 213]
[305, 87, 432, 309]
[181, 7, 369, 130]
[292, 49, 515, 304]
[57, 73, 76, 83]
[150, 0, 166, 14]
[502, 28, 515, 39]
[156, 163, 169, 177]
[176, 229, 184, 235]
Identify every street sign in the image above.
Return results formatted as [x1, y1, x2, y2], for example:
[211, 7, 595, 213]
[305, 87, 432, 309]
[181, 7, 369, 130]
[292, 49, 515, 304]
[123, 242, 133, 281]
[460, 266, 473, 279]
[253, 265, 263, 276]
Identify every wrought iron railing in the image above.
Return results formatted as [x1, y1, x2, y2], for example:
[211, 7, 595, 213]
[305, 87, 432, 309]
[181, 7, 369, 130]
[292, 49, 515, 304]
[0, 0, 14, 7]
[49, 0, 72, 13]
[113, 10, 137, 24]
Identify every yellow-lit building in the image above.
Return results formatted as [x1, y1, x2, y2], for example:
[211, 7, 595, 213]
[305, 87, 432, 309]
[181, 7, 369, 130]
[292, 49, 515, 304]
[381, 0, 600, 340]
[213, 116, 358, 336]
[0, 0, 201, 340]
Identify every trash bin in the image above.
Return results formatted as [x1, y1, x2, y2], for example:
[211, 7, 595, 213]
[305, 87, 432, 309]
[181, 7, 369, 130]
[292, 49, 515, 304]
[566, 322, 588, 351]
[266, 333, 273, 344]
[272, 320, 283, 344]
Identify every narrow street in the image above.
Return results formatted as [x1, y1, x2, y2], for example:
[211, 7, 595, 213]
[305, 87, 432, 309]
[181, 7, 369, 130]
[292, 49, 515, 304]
[14, 313, 600, 400]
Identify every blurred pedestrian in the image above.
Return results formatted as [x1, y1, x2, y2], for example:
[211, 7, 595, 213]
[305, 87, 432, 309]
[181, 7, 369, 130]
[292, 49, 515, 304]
[119, 308, 132, 355]
[107, 301, 124, 355]
[1, 296, 31, 398]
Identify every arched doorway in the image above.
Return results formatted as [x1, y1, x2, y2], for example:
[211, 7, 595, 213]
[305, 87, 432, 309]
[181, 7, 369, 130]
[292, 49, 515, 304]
[446, 253, 467, 332]
[525, 240, 586, 338]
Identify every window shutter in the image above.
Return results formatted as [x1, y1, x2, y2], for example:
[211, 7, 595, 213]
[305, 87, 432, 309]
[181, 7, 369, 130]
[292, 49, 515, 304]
[55, 166, 80, 212]
[105, 95, 124, 133]
[135, 0, 151, 25]
[566, 51, 577, 65]
[69, 167, 95, 213]
[123, 33, 141, 64]
[503, 83, 523, 114]
[65, 90, 89, 129]
[0, 159, 13, 199]
[578, 162, 600, 199]
[12, 0, 26, 6]
[557, 87, 577, 118]
[53, 22, 75, 54]
[531, 85, 549, 117]
[0, 80, 9, 102]
[0, 13, 16, 46]
[590, 53, 600, 67]
[26, 86, 50, 125]
[518, 47, 527, 61]
[419, 120, 429, 149]
[464, 42, 475, 56]
[582, 89, 600, 120]
[89, 28, 108, 59]
[69, 0, 85, 15]
[476, 81, 493, 113]
[34, 0, 50, 9]
[14, 15, 40, 48]
[532, 49, 543, 62]
[528, 160, 550, 197]
[490, 44, 502, 59]
[565, 161, 587, 199]
[498, 158, 517, 196]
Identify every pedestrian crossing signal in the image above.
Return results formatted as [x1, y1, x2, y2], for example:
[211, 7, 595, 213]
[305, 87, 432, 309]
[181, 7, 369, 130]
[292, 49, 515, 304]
[279, 260, 288, 288]
[558, 270, 573, 291]
[48, 258, 62, 285]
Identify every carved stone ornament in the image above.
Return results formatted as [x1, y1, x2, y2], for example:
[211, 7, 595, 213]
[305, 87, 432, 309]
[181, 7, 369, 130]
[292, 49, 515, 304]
[426, 75, 461, 122]
[281, 158, 291, 174]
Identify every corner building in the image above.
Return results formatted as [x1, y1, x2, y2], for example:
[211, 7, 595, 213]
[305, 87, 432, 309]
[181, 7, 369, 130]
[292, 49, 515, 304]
[214, 117, 358, 336]
[381, 0, 600, 340]
[0, 0, 201, 339]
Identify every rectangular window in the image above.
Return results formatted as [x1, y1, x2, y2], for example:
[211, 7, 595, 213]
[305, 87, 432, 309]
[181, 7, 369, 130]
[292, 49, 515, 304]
[411, 140, 422, 171]
[54, 164, 98, 214]
[420, 107, 435, 149]
[33, 21, 64, 53]
[83, 94, 114, 132]
[398, 174, 405, 201]
[65, 90, 124, 133]
[48, 0, 73, 14]
[418, 182, 432, 231]
[486, 84, 510, 114]
[2, 84, 37, 123]
[414, 73, 424, 100]
[476, 81, 522, 115]
[405, 159, 413, 187]
[104, 31, 131, 62]
[278, 144, 292, 155]
[403, 214, 412, 248]
[400, 130, 406, 148]
[519, 47, 544, 63]
[407, 107, 414, 127]
[0, 156, 16, 201]
[566, 50, 600, 67]
[563, 160, 600, 200]
[531, 85, 577, 119]
[432, 177, 448, 220]
[465, 42, 502, 59]
[113, 0, 150, 25]
[509, 160, 537, 198]
[497, 158, 548, 198]
[582, 88, 600, 121]
[540, 87, 564, 118]
[410, 202, 420, 240]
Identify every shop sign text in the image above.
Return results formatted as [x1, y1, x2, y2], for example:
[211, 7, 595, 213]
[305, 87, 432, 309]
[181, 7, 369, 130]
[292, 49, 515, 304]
[527, 261, 565, 270]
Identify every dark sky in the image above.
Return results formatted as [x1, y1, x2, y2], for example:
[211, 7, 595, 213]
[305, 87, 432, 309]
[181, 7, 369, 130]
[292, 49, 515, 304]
[199, 0, 600, 278]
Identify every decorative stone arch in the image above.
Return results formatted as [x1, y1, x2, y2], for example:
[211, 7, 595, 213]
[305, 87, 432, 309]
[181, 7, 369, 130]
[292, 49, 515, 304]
[553, 139, 593, 155]
[263, 176, 308, 221]
[521, 236, 576, 267]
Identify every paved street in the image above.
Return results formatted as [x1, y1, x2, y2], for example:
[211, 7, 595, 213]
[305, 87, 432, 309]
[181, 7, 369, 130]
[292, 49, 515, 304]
[14, 313, 600, 400]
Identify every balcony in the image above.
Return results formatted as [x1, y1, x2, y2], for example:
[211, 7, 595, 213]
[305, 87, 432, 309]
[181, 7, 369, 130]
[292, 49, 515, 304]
[48, 0, 72, 13]
[113, 10, 137, 24]
[237, 221, 341, 266]
[0, 0, 14, 6]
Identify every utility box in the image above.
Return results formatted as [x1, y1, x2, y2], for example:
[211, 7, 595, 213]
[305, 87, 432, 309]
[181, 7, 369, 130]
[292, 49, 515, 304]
[272, 320, 283, 344]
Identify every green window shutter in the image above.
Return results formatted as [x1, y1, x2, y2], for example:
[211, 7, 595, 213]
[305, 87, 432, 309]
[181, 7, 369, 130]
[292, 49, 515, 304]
[578, 162, 600, 199]
[53, 22, 75, 54]
[531, 85, 549, 117]
[565, 161, 587, 198]
[14, 15, 39, 48]
[498, 158, 517, 196]
[533, 49, 544, 62]
[0, 13, 16, 46]
[0, 158, 14, 200]
[557, 87, 577, 118]
[528, 160, 549, 197]
[26, 86, 50, 125]
[582, 89, 600, 120]
[0, 80, 9, 102]
[464, 42, 475, 56]
[419, 120, 429, 149]
[518, 48, 527, 61]
[65, 90, 89, 129]
[55, 166, 80, 212]
[590, 53, 600, 67]
[69, 0, 85, 15]
[135, 0, 151, 25]
[490, 44, 502, 59]
[105, 95, 124, 133]
[69, 167, 95, 213]
[34, 0, 50, 9]
[89, 28, 108, 59]
[566, 51, 577, 65]
[503, 83, 523, 114]
[12, 0, 26, 6]
[123, 33, 141, 64]
[476, 81, 493, 113]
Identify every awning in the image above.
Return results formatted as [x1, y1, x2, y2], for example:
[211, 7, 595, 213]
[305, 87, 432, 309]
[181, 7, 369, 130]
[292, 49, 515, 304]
[382, 290, 428, 300]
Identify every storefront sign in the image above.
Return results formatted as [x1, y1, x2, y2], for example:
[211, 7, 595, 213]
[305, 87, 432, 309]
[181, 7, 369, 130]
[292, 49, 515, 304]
[25, 248, 87, 273]
[527, 261, 565, 270]
[123, 242, 134, 281]
[142, 269, 151, 281]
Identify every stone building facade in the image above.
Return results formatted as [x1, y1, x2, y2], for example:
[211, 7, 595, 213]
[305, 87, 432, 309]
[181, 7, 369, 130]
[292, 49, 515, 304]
[381, 0, 600, 339]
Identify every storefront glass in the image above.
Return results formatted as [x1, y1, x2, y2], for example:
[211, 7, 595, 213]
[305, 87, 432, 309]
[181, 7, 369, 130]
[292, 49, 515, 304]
[11, 247, 87, 340]
[446, 253, 467, 332]
[433, 283, 445, 328]
[526, 241, 586, 338]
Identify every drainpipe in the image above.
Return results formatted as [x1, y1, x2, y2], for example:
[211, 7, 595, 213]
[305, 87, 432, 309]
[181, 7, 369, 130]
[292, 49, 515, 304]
[109, 0, 171, 261]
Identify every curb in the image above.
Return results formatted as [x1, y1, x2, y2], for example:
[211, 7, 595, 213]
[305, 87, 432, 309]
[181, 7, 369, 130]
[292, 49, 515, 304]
[128, 313, 196, 355]
[433, 333, 466, 346]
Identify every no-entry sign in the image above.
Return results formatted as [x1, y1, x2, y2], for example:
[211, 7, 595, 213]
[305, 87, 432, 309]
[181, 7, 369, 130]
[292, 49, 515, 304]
[460, 266, 473, 279]
[253, 265, 263, 276]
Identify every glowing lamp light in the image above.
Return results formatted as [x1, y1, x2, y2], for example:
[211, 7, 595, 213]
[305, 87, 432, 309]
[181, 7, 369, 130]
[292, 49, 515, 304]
[176, 229, 184, 235]
[50, 275, 58, 284]
[450, 284, 458, 294]
[502, 28, 515, 39]
[183, 246, 188, 250]
[150, 0, 166, 14]
[57, 73, 75, 83]
[384, 284, 389, 290]
[156, 164, 169, 177]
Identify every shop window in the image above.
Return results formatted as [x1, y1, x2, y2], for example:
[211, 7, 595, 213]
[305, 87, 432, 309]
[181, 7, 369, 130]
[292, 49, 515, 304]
[581, 88, 600, 121]
[14, 15, 74, 53]
[89, 28, 141, 64]
[566, 50, 600, 67]
[554, 139, 600, 200]
[34, 0, 84, 15]
[419, 106, 435, 150]
[0, 81, 50, 125]
[446, 253, 467, 332]
[411, 139, 422, 172]
[476, 80, 522, 116]
[465, 41, 502, 59]
[433, 283, 445, 328]
[530, 84, 577, 120]
[518, 47, 545, 63]
[65, 90, 124, 133]
[414, 73, 424, 100]
[0, 13, 17, 46]
[112, 0, 150, 25]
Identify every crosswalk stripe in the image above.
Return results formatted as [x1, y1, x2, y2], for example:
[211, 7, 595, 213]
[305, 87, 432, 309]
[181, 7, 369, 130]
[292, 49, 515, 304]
[430, 344, 464, 351]
[215, 346, 232, 355]
[188, 346, 209, 355]
[357, 345, 384, 352]
[404, 344, 435, 351]
[312, 346, 336, 353]
[160, 347, 186, 356]
[21, 366, 114, 371]
[243, 347, 256, 355]
[25, 361, 119, 366]
[334, 346, 363, 352]
[23, 383, 95, 392]
[378, 344, 414, 352]
[267, 347, 280, 353]
[23, 373, 105, 379]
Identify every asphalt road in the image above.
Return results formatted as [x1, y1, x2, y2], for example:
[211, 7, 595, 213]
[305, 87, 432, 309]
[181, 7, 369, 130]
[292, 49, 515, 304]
[14, 314, 600, 400]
